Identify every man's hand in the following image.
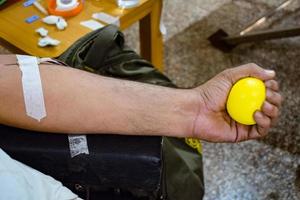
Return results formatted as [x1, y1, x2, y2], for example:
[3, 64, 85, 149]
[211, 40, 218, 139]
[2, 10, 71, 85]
[192, 63, 282, 142]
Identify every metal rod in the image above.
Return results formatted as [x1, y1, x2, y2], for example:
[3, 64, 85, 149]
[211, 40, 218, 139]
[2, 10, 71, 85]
[224, 27, 300, 45]
[240, 0, 294, 35]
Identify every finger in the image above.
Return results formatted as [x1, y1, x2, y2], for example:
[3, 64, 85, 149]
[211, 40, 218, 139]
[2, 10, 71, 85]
[265, 80, 279, 91]
[223, 63, 276, 84]
[235, 123, 251, 142]
[262, 101, 279, 118]
[266, 89, 283, 107]
[253, 111, 271, 137]
[248, 125, 262, 139]
[262, 101, 280, 126]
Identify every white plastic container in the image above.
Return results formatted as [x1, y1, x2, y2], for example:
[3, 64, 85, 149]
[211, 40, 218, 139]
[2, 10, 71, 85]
[116, 0, 139, 9]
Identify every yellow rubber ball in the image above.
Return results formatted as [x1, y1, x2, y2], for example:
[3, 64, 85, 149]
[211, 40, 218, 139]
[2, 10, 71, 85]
[226, 77, 266, 125]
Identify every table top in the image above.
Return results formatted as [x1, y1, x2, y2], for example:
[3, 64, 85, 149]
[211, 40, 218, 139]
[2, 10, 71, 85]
[0, 0, 153, 57]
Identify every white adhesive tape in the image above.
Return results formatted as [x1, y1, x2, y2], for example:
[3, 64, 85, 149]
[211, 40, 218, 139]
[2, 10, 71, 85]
[68, 135, 89, 158]
[16, 55, 47, 122]
[80, 19, 104, 30]
[92, 12, 120, 27]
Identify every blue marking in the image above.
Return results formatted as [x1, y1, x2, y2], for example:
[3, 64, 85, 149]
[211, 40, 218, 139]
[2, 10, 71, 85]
[25, 15, 40, 24]
[23, 0, 36, 7]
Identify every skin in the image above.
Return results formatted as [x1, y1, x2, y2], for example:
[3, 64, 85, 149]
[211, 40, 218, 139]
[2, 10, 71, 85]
[192, 63, 282, 142]
[0, 55, 282, 142]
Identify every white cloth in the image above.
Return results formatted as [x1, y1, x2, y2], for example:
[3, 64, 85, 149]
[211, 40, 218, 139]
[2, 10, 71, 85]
[0, 148, 81, 200]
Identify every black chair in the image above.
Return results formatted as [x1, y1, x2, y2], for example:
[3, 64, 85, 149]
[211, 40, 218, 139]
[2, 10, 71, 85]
[0, 124, 164, 200]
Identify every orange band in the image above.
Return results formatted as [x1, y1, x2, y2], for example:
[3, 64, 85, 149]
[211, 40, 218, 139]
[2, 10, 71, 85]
[47, 0, 84, 18]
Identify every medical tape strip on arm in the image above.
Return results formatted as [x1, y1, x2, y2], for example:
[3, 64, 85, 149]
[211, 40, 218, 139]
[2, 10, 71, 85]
[16, 55, 89, 157]
[16, 55, 47, 121]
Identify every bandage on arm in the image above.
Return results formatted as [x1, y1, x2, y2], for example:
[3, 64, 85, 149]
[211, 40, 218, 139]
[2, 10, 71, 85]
[0, 55, 197, 137]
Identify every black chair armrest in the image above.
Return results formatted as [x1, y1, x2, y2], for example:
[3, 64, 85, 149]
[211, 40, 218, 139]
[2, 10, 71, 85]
[0, 124, 163, 199]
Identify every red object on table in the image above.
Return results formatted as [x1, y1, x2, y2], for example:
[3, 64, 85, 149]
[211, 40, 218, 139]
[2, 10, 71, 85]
[47, 0, 84, 18]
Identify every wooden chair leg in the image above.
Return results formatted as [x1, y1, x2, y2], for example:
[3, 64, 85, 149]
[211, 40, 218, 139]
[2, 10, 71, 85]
[139, 0, 164, 72]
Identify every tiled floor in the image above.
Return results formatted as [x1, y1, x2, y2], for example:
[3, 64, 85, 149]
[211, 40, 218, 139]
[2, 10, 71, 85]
[1, 0, 300, 199]
[160, 0, 300, 199]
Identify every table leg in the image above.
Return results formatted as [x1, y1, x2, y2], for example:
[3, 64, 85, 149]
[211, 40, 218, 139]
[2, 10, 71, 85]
[139, 0, 163, 72]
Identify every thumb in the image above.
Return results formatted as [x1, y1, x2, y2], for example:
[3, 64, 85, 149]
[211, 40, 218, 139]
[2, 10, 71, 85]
[223, 63, 276, 83]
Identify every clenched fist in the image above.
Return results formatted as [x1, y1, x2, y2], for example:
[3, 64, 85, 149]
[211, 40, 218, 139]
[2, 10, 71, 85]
[191, 63, 282, 142]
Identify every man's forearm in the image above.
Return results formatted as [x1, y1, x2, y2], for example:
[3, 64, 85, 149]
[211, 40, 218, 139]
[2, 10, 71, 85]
[0, 60, 198, 137]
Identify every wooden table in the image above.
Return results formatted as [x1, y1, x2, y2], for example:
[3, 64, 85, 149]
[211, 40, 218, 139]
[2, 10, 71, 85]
[0, 0, 163, 71]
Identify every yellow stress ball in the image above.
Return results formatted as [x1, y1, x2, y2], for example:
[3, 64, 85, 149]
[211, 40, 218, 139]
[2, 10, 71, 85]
[226, 77, 266, 125]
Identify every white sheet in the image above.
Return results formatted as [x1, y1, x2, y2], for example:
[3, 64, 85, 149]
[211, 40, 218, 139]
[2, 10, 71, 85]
[0, 148, 81, 200]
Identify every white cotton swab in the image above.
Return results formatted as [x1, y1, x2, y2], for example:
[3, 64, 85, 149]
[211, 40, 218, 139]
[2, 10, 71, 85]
[33, 1, 49, 15]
